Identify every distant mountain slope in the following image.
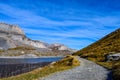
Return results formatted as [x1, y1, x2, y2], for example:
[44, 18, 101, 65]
[0, 22, 75, 56]
[74, 28, 120, 61]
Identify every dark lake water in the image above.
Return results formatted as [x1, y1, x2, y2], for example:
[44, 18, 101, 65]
[0, 57, 62, 78]
[0, 57, 63, 64]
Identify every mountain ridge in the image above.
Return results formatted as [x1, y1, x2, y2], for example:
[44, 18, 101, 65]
[0, 22, 75, 56]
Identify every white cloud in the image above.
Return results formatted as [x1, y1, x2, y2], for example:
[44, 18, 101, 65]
[0, 3, 120, 49]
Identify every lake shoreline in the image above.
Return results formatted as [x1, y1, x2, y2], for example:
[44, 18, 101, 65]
[0, 56, 64, 58]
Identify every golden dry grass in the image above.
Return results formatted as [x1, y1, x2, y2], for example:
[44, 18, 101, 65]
[73, 28, 120, 80]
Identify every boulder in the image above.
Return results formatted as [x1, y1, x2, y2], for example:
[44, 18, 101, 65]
[107, 53, 120, 61]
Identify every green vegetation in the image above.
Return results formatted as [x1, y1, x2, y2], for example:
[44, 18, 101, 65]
[0, 46, 39, 56]
[0, 55, 80, 80]
[73, 28, 120, 79]
[8, 46, 36, 50]
[0, 50, 4, 52]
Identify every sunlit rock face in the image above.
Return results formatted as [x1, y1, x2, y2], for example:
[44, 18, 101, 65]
[0, 37, 16, 49]
[0, 23, 48, 49]
[49, 43, 77, 52]
[0, 22, 25, 35]
[49, 43, 69, 51]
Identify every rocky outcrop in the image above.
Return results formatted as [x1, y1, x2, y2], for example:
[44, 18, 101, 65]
[0, 37, 16, 49]
[107, 53, 120, 61]
[0, 22, 75, 56]
[0, 22, 24, 35]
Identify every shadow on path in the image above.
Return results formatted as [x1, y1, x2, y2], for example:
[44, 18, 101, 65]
[107, 71, 112, 80]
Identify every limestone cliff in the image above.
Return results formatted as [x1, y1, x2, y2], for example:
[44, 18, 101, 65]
[0, 22, 75, 56]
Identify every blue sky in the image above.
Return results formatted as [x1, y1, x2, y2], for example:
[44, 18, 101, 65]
[0, 0, 120, 49]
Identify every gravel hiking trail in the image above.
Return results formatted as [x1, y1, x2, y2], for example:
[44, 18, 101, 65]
[39, 57, 109, 80]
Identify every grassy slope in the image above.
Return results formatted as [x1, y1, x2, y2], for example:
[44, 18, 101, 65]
[0, 56, 80, 80]
[113, 61, 120, 80]
[73, 28, 120, 79]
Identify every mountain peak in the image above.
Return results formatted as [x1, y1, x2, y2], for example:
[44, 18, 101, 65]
[0, 22, 25, 35]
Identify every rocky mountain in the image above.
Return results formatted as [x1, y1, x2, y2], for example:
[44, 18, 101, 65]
[0, 22, 75, 56]
[0, 23, 48, 49]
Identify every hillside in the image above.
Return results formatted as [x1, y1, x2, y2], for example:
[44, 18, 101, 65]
[74, 28, 120, 62]
[73, 28, 120, 80]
